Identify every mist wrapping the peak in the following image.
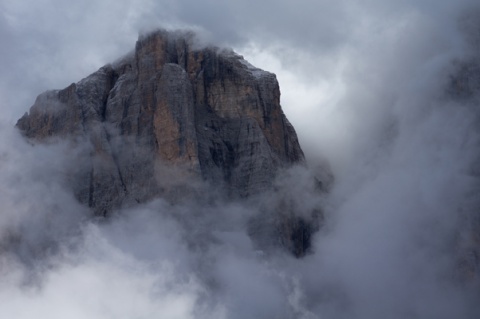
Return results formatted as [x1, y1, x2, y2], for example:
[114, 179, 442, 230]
[1, 0, 480, 318]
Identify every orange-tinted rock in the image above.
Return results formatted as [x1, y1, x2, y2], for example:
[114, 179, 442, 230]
[16, 30, 305, 215]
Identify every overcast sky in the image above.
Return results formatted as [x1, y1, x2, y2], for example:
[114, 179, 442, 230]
[1, 1, 480, 318]
[0, 0, 477, 165]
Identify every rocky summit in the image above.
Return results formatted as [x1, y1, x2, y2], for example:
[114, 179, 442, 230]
[16, 30, 319, 256]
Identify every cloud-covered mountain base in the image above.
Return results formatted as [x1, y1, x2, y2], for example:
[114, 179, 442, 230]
[2, 1, 480, 318]
[1, 71, 480, 318]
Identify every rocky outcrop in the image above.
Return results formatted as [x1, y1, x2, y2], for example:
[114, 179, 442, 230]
[16, 30, 318, 255]
[17, 30, 305, 213]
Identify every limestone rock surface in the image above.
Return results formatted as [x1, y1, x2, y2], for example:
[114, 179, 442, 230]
[17, 30, 307, 218]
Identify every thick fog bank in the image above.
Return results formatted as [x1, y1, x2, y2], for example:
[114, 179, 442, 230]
[2, 0, 480, 318]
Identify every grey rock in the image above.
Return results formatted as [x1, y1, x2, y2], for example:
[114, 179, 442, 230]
[17, 30, 305, 206]
[16, 30, 316, 255]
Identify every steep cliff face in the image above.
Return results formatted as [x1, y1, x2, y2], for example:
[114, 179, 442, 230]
[16, 30, 317, 255]
[17, 30, 305, 215]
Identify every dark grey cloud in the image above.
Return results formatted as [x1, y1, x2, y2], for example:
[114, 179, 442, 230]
[1, 0, 480, 318]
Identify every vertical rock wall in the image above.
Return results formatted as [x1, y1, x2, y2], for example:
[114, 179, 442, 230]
[16, 30, 309, 231]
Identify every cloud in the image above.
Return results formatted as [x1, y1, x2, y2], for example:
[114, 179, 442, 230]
[1, 0, 480, 318]
[0, 222, 209, 319]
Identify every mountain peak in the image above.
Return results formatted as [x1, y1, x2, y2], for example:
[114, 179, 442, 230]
[16, 30, 316, 256]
